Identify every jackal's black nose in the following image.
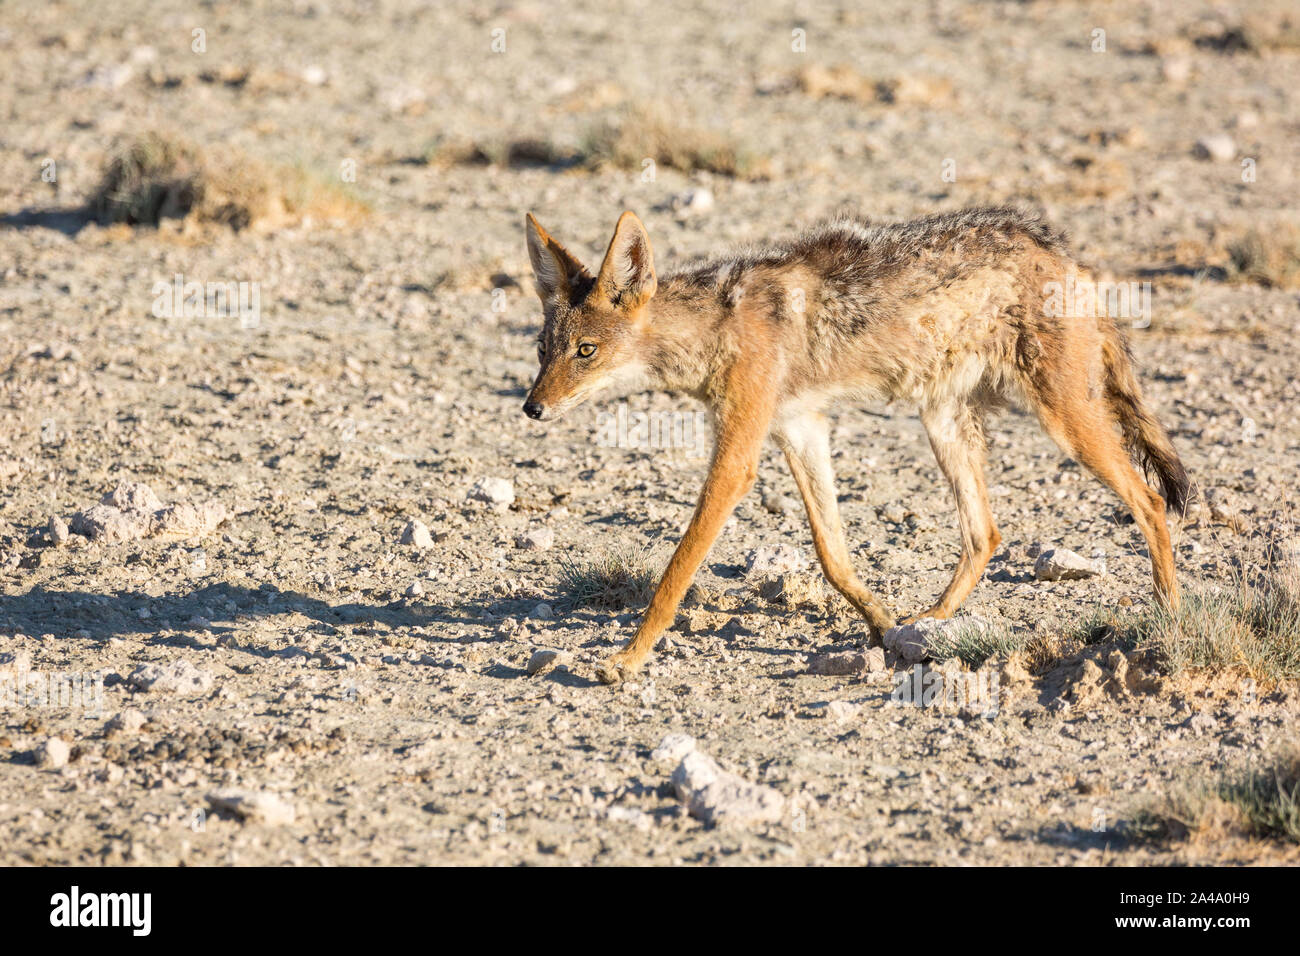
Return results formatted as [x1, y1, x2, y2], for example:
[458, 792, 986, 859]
[523, 401, 543, 420]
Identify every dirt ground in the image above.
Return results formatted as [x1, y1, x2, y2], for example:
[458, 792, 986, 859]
[1, 0, 1298, 865]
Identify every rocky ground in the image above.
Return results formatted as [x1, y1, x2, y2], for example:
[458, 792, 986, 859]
[0, 0, 1298, 865]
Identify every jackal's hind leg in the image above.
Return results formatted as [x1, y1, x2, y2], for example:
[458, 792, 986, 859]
[914, 401, 1000, 620]
[775, 410, 895, 639]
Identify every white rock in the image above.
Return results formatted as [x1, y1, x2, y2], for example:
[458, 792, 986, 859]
[671, 750, 723, 800]
[36, 737, 70, 769]
[650, 732, 697, 764]
[68, 504, 149, 543]
[127, 659, 214, 695]
[745, 543, 807, 576]
[670, 749, 786, 828]
[101, 481, 163, 512]
[531, 602, 555, 620]
[106, 709, 147, 734]
[761, 492, 798, 516]
[515, 527, 554, 551]
[206, 788, 296, 825]
[526, 648, 569, 675]
[400, 519, 435, 549]
[48, 515, 70, 545]
[1193, 134, 1235, 162]
[468, 477, 515, 508]
[819, 700, 859, 722]
[1033, 548, 1104, 581]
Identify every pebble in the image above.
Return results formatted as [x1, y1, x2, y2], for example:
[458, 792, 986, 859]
[650, 732, 697, 764]
[47, 515, 70, 546]
[1033, 548, 1104, 581]
[206, 788, 296, 825]
[399, 519, 435, 549]
[761, 492, 798, 515]
[670, 750, 786, 828]
[468, 477, 515, 508]
[127, 659, 214, 695]
[35, 737, 70, 770]
[1193, 134, 1235, 162]
[515, 527, 555, 551]
[526, 648, 570, 675]
[106, 709, 147, 734]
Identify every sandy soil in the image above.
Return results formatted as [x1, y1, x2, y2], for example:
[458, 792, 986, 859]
[0, 0, 1298, 865]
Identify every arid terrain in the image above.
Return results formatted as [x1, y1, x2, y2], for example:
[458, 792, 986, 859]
[1, 0, 1298, 865]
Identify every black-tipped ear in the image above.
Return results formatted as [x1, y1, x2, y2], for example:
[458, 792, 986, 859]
[595, 211, 657, 309]
[525, 213, 590, 302]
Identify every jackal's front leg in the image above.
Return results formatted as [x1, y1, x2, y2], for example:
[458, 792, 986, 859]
[596, 395, 771, 685]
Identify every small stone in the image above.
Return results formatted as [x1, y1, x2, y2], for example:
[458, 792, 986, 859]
[406, 580, 425, 597]
[671, 750, 722, 801]
[36, 737, 69, 769]
[758, 572, 824, 606]
[745, 543, 807, 576]
[48, 515, 70, 545]
[468, 477, 515, 508]
[761, 492, 798, 516]
[526, 648, 570, 675]
[400, 519, 435, 549]
[806, 651, 868, 676]
[206, 788, 296, 825]
[821, 700, 858, 722]
[650, 732, 697, 763]
[1161, 57, 1191, 84]
[68, 505, 149, 543]
[515, 527, 555, 551]
[101, 481, 163, 512]
[127, 659, 214, 695]
[531, 602, 555, 620]
[106, 709, 147, 734]
[1034, 548, 1104, 581]
[150, 501, 227, 540]
[670, 750, 785, 828]
[1193, 134, 1235, 162]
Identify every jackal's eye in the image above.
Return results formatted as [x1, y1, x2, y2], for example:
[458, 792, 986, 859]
[577, 343, 597, 358]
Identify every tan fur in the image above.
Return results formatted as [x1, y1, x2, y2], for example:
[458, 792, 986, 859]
[521, 207, 1189, 683]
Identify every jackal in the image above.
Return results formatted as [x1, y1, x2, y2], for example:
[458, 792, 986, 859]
[522, 207, 1189, 684]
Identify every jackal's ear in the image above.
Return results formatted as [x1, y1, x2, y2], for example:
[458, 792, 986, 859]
[525, 213, 590, 302]
[596, 211, 657, 310]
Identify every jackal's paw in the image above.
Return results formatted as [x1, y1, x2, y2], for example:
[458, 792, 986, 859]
[595, 653, 641, 686]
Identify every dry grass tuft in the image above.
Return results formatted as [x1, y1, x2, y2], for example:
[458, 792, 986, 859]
[1130, 750, 1300, 846]
[1222, 225, 1300, 290]
[91, 132, 368, 231]
[580, 105, 771, 180]
[556, 545, 663, 611]
[1056, 564, 1300, 686]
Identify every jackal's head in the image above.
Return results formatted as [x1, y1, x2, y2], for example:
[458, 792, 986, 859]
[522, 211, 656, 421]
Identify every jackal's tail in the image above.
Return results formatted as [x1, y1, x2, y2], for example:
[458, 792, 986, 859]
[1100, 325, 1191, 516]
